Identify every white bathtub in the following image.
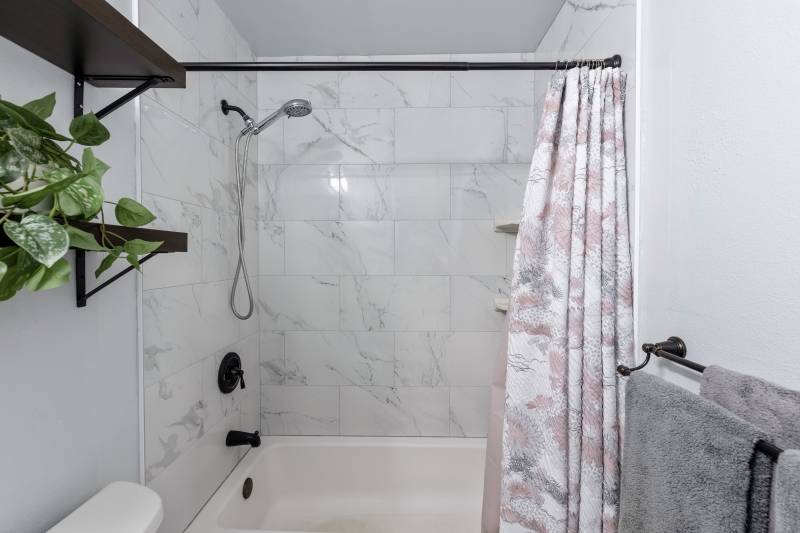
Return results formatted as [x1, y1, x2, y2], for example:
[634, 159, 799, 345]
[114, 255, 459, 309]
[186, 436, 487, 533]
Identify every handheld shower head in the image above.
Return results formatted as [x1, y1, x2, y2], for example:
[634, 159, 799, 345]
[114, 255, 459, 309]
[253, 99, 312, 134]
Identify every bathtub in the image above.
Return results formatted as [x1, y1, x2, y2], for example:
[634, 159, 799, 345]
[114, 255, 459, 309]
[186, 436, 487, 533]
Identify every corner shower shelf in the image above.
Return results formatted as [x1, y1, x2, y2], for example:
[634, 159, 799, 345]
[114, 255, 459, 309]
[494, 297, 509, 313]
[494, 220, 519, 234]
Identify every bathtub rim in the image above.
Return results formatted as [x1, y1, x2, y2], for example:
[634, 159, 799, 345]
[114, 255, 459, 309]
[185, 435, 487, 533]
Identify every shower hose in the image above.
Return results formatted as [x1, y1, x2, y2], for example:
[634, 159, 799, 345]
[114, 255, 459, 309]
[230, 128, 255, 320]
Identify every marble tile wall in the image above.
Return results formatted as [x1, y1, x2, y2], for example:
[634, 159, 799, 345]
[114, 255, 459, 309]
[137, 1, 260, 532]
[256, 53, 533, 438]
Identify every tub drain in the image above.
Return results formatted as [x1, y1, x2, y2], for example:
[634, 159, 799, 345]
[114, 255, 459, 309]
[242, 477, 253, 499]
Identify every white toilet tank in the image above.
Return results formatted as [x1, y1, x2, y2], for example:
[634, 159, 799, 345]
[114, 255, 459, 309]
[48, 481, 163, 533]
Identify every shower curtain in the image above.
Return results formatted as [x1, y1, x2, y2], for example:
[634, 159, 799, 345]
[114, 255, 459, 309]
[482, 66, 633, 533]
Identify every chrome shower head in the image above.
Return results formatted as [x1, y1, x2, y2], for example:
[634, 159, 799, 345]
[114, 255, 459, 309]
[253, 99, 313, 134]
[283, 99, 312, 118]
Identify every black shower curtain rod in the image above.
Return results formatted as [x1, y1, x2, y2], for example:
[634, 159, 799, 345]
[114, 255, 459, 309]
[183, 54, 621, 72]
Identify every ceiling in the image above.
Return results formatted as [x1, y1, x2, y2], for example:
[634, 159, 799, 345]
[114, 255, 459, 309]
[218, 0, 566, 57]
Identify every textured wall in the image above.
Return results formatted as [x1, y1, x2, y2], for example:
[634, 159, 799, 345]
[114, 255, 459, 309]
[138, 1, 260, 531]
[638, 0, 800, 392]
[254, 54, 536, 437]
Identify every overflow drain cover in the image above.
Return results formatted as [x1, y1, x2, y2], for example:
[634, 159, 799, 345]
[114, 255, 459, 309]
[243, 477, 253, 499]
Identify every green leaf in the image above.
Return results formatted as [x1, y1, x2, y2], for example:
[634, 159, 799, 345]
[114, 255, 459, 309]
[66, 226, 106, 251]
[115, 197, 156, 227]
[123, 239, 163, 255]
[22, 93, 56, 119]
[82, 148, 110, 182]
[126, 253, 141, 269]
[0, 147, 27, 184]
[0, 99, 69, 141]
[69, 113, 109, 146]
[57, 176, 104, 218]
[0, 260, 6, 282]
[0, 248, 39, 301]
[95, 246, 122, 278]
[25, 257, 70, 292]
[7, 127, 41, 159]
[3, 214, 69, 267]
[2, 168, 85, 209]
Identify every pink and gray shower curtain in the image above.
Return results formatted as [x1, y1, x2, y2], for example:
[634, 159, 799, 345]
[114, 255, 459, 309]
[482, 66, 634, 533]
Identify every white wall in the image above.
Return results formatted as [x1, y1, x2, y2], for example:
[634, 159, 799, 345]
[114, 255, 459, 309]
[0, 2, 140, 532]
[137, 1, 261, 531]
[638, 0, 800, 391]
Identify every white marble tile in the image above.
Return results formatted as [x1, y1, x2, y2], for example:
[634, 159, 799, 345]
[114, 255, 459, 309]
[141, 100, 214, 207]
[259, 165, 340, 220]
[284, 221, 395, 275]
[236, 334, 262, 431]
[143, 281, 240, 387]
[535, 0, 629, 58]
[395, 332, 500, 386]
[145, 361, 206, 482]
[395, 108, 505, 163]
[340, 276, 450, 331]
[256, 115, 284, 164]
[260, 331, 286, 386]
[200, 208, 237, 282]
[395, 220, 507, 275]
[258, 221, 285, 275]
[450, 387, 491, 437]
[146, 416, 241, 533]
[193, 0, 238, 65]
[451, 164, 528, 219]
[339, 164, 450, 220]
[285, 109, 395, 164]
[451, 276, 510, 332]
[258, 71, 339, 109]
[205, 138, 238, 214]
[261, 386, 339, 435]
[198, 72, 242, 145]
[338, 71, 450, 108]
[201, 350, 241, 431]
[259, 275, 340, 331]
[285, 332, 395, 386]
[505, 107, 537, 164]
[141, 193, 203, 290]
[340, 387, 450, 437]
[451, 71, 535, 107]
[146, 0, 201, 44]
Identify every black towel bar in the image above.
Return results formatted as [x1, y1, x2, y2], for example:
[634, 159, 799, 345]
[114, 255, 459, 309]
[618, 337, 784, 460]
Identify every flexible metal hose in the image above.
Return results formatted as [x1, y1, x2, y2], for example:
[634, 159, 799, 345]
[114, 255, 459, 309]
[230, 129, 255, 320]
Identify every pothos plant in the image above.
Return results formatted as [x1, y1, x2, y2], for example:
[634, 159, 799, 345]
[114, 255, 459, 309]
[0, 92, 161, 301]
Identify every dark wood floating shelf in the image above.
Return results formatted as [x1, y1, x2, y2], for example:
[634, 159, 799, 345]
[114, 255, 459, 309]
[0, 0, 185, 88]
[71, 221, 188, 253]
[0, 221, 187, 253]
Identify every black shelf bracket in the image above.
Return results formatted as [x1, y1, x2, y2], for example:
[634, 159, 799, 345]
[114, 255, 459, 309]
[72, 75, 181, 308]
[74, 75, 171, 119]
[76, 250, 157, 308]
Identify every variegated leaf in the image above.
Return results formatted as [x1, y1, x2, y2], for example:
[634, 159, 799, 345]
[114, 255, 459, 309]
[3, 214, 69, 267]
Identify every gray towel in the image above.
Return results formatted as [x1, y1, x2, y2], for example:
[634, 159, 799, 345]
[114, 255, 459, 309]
[619, 372, 767, 533]
[774, 450, 800, 533]
[701, 366, 800, 447]
[701, 366, 800, 533]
